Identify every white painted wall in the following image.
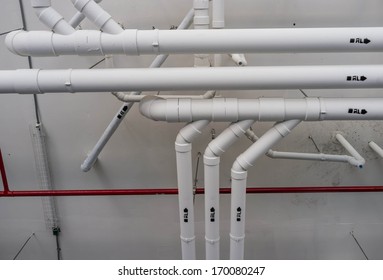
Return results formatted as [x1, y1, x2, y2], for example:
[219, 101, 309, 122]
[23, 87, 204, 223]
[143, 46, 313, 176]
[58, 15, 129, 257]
[1, 0, 383, 259]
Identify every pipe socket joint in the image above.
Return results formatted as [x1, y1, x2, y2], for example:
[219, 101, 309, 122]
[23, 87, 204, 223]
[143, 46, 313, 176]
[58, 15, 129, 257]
[175, 142, 192, 153]
[231, 167, 248, 180]
[203, 154, 220, 166]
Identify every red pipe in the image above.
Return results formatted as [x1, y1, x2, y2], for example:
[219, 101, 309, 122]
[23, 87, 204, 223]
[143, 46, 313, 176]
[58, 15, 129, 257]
[0, 149, 9, 194]
[2, 146, 383, 197]
[1, 186, 383, 197]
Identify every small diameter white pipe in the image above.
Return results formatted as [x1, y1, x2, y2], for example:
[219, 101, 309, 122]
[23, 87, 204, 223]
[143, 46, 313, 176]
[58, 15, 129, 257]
[80, 8, 194, 172]
[194, 0, 210, 67]
[8, 27, 383, 56]
[204, 120, 255, 260]
[245, 129, 364, 167]
[230, 120, 301, 259]
[369, 141, 383, 158]
[71, 0, 123, 34]
[212, 0, 224, 67]
[139, 97, 383, 123]
[335, 134, 365, 168]
[2, 66, 383, 93]
[68, 0, 103, 28]
[31, 0, 75, 35]
[176, 120, 210, 260]
[229, 54, 248, 67]
[112, 91, 215, 103]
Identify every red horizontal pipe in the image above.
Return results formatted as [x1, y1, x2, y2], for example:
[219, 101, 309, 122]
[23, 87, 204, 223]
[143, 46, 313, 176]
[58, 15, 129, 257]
[0, 149, 9, 194]
[2, 186, 383, 197]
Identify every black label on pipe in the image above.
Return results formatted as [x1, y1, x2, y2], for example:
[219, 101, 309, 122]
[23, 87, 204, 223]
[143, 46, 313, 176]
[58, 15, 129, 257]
[236, 207, 242, 222]
[183, 208, 189, 223]
[346, 76, 367, 82]
[350, 38, 371, 44]
[348, 108, 368, 115]
[210, 207, 216, 222]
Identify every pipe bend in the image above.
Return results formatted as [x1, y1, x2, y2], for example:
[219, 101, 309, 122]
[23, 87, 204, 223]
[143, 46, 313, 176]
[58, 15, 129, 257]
[177, 120, 210, 144]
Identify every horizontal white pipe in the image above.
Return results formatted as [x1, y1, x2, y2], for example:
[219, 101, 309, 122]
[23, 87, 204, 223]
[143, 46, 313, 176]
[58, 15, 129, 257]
[1, 65, 383, 93]
[80, 8, 195, 172]
[267, 151, 363, 167]
[369, 141, 383, 158]
[245, 129, 364, 167]
[204, 120, 254, 260]
[71, 0, 123, 34]
[230, 120, 301, 260]
[176, 120, 210, 260]
[140, 97, 383, 123]
[7, 27, 383, 57]
[335, 134, 365, 167]
[112, 91, 215, 102]
[31, 0, 75, 35]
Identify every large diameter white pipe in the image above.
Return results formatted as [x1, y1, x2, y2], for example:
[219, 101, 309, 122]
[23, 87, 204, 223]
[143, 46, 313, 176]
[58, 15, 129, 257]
[71, 0, 123, 34]
[31, 0, 75, 35]
[176, 120, 210, 260]
[2, 66, 383, 93]
[140, 97, 383, 123]
[230, 120, 301, 259]
[7, 27, 383, 57]
[204, 120, 255, 260]
[80, 8, 195, 172]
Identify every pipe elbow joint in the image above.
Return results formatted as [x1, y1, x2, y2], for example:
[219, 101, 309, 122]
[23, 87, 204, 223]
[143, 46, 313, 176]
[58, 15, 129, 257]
[139, 96, 166, 121]
[348, 157, 366, 168]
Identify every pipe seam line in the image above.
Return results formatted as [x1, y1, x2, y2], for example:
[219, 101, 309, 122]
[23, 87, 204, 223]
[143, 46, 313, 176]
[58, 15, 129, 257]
[203, 154, 220, 166]
[205, 237, 220, 244]
[229, 233, 245, 242]
[180, 236, 196, 243]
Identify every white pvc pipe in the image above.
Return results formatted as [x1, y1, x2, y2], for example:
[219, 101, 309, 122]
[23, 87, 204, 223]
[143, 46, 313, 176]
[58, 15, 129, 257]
[212, 0, 224, 67]
[204, 120, 255, 260]
[80, 8, 194, 172]
[335, 134, 365, 168]
[70, 0, 123, 34]
[31, 0, 75, 35]
[245, 129, 364, 167]
[176, 120, 210, 260]
[1, 66, 383, 93]
[229, 54, 248, 67]
[7, 27, 383, 56]
[230, 120, 301, 259]
[68, 0, 103, 28]
[267, 151, 364, 167]
[369, 141, 383, 158]
[140, 97, 383, 123]
[194, 0, 210, 67]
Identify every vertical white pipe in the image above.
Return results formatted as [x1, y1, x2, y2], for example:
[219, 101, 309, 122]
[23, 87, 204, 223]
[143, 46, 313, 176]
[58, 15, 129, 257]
[71, 0, 123, 34]
[230, 120, 301, 259]
[369, 141, 383, 158]
[80, 9, 194, 172]
[204, 120, 254, 259]
[176, 120, 210, 260]
[31, 0, 75, 34]
[194, 0, 210, 67]
[335, 134, 365, 168]
[212, 0, 224, 67]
